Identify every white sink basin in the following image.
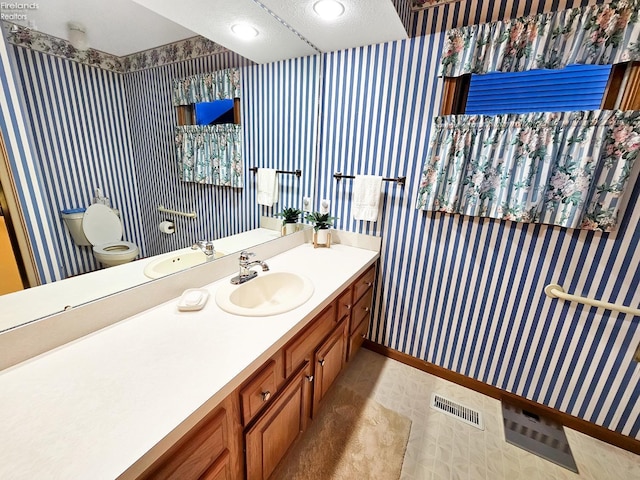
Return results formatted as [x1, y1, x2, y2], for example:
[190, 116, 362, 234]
[143, 250, 225, 279]
[215, 272, 314, 316]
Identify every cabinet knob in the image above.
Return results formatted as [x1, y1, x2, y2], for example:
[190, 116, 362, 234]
[318, 359, 325, 367]
[366, 282, 373, 287]
[261, 391, 271, 402]
[306, 375, 314, 382]
[345, 304, 352, 310]
[363, 307, 370, 313]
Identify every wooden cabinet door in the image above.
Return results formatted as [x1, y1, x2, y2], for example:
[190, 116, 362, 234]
[245, 362, 312, 480]
[140, 407, 228, 480]
[200, 450, 231, 480]
[312, 319, 347, 416]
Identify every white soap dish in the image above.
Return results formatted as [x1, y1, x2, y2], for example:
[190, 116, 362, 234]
[177, 288, 209, 312]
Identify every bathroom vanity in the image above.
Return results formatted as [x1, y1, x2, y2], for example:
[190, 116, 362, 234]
[0, 231, 379, 480]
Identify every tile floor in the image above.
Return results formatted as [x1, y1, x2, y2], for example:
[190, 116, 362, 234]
[337, 349, 640, 480]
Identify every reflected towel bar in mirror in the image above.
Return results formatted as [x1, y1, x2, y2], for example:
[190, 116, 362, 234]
[157, 205, 197, 218]
[333, 172, 406, 187]
[248, 167, 302, 177]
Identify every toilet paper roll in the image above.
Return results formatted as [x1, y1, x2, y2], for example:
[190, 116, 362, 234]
[159, 221, 175, 234]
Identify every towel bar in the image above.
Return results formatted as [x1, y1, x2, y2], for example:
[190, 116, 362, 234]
[544, 284, 640, 317]
[249, 167, 301, 177]
[333, 172, 406, 187]
[157, 205, 197, 218]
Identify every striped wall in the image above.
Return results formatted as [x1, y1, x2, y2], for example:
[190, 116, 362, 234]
[391, 0, 413, 34]
[125, 53, 320, 257]
[7, 40, 321, 277]
[11, 46, 144, 278]
[242, 56, 320, 225]
[317, 0, 640, 439]
[124, 52, 252, 257]
[0, 33, 61, 283]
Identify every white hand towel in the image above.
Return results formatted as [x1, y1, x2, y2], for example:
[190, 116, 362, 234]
[352, 175, 383, 221]
[257, 168, 279, 207]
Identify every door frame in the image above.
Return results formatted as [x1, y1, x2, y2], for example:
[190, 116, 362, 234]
[0, 130, 39, 287]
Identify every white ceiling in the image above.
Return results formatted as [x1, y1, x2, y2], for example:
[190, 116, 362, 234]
[11, 0, 409, 62]
[16, 0, 197, 56]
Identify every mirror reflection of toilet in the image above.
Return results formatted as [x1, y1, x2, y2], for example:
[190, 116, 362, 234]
[61, 204, 139, 267]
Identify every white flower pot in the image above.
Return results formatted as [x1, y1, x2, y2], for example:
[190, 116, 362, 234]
[316, 228, 329, 244]
[283, 222, 297, 235]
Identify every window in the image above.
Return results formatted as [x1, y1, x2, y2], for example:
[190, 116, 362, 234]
[441, 62, 640, 115]
[177, 98, 241, 126]
[465, 64, 612, 115]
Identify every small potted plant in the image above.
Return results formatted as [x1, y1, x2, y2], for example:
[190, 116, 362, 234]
[305, 211, 337, 247]
[276, 207, 302, 235]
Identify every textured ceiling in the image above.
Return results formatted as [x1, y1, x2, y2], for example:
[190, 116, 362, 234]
[10, 0, 196, 56]
[7, 0, 409, 61]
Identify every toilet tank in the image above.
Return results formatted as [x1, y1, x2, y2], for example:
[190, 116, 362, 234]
[60, 208, 91, 246]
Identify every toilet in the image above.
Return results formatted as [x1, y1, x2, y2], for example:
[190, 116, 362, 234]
[61, 204, 139, 267]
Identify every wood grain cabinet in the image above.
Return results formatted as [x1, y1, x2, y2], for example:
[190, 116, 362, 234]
[139, 395, 241, 480]
[138, 263, 377, 480]
[347, 264, 376, 361]
[244, 362, 312, 480]
[312, 318, 347, 415]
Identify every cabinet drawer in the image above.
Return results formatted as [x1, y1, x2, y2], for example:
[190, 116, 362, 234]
[240, 360, 278, 426]
[284, 303, 336, 377]
[336, 287, 353, 323]
[353, 265, 375, 302]
[350, 287, 373, 334]
[348, 316, 370, 360]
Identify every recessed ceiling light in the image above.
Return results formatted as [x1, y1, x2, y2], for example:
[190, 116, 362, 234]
[313, 0, 345, 19]
[231, 23, 259, 40]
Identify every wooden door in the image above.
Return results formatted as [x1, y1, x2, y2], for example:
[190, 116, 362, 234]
[312, 319, 347, 416]
[245, 362, 312, 480]
[0, 209, 23, 294]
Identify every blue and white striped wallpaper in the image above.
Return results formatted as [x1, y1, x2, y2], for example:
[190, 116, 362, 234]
[317, 0, 640, 439]
[3, 0, 639, 441]
[7, 40, 320, 277]
[11, 46, 145, 278]
[0, 33, 61, 284]
[124, 52, 253, 258]
[125, 53, 320, 257]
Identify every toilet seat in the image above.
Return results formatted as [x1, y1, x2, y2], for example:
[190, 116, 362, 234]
[81, 204, 139, 266]
[92, 241, 139, 255]
[82, 204, 123, 244]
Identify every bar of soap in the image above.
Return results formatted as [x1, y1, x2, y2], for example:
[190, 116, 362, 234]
[177, 288, 209, 311]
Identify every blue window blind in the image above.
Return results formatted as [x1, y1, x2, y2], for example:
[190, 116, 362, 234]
[464, 64, 612, 115]
[195, 99, 235, 125]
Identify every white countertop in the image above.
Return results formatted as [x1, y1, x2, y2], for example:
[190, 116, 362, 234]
[0, 242, 378, 480]
[0, 228, 282, 332]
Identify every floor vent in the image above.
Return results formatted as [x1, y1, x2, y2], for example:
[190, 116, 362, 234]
[502, 402, 578, 473]
[430, 393, 484, 430]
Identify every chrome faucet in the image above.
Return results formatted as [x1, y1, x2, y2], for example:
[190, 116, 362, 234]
[191, 240, 216, 261]
[231, 251, 269, 284]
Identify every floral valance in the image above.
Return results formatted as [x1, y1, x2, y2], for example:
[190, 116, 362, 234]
[440, 1, 640, 77]
[173, 68, 241, 106]
[175, 124, 243, 187]
[416, 110, 640, 232]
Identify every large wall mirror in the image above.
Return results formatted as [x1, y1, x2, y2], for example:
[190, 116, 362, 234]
[0, 0, 324, 333]
[0, 0, 409, 334]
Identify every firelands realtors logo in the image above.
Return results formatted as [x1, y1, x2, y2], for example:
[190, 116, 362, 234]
[0, 3, 39, 21]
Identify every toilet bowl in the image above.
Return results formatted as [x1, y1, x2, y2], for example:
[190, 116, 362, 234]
[61, 204, 139, 267]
